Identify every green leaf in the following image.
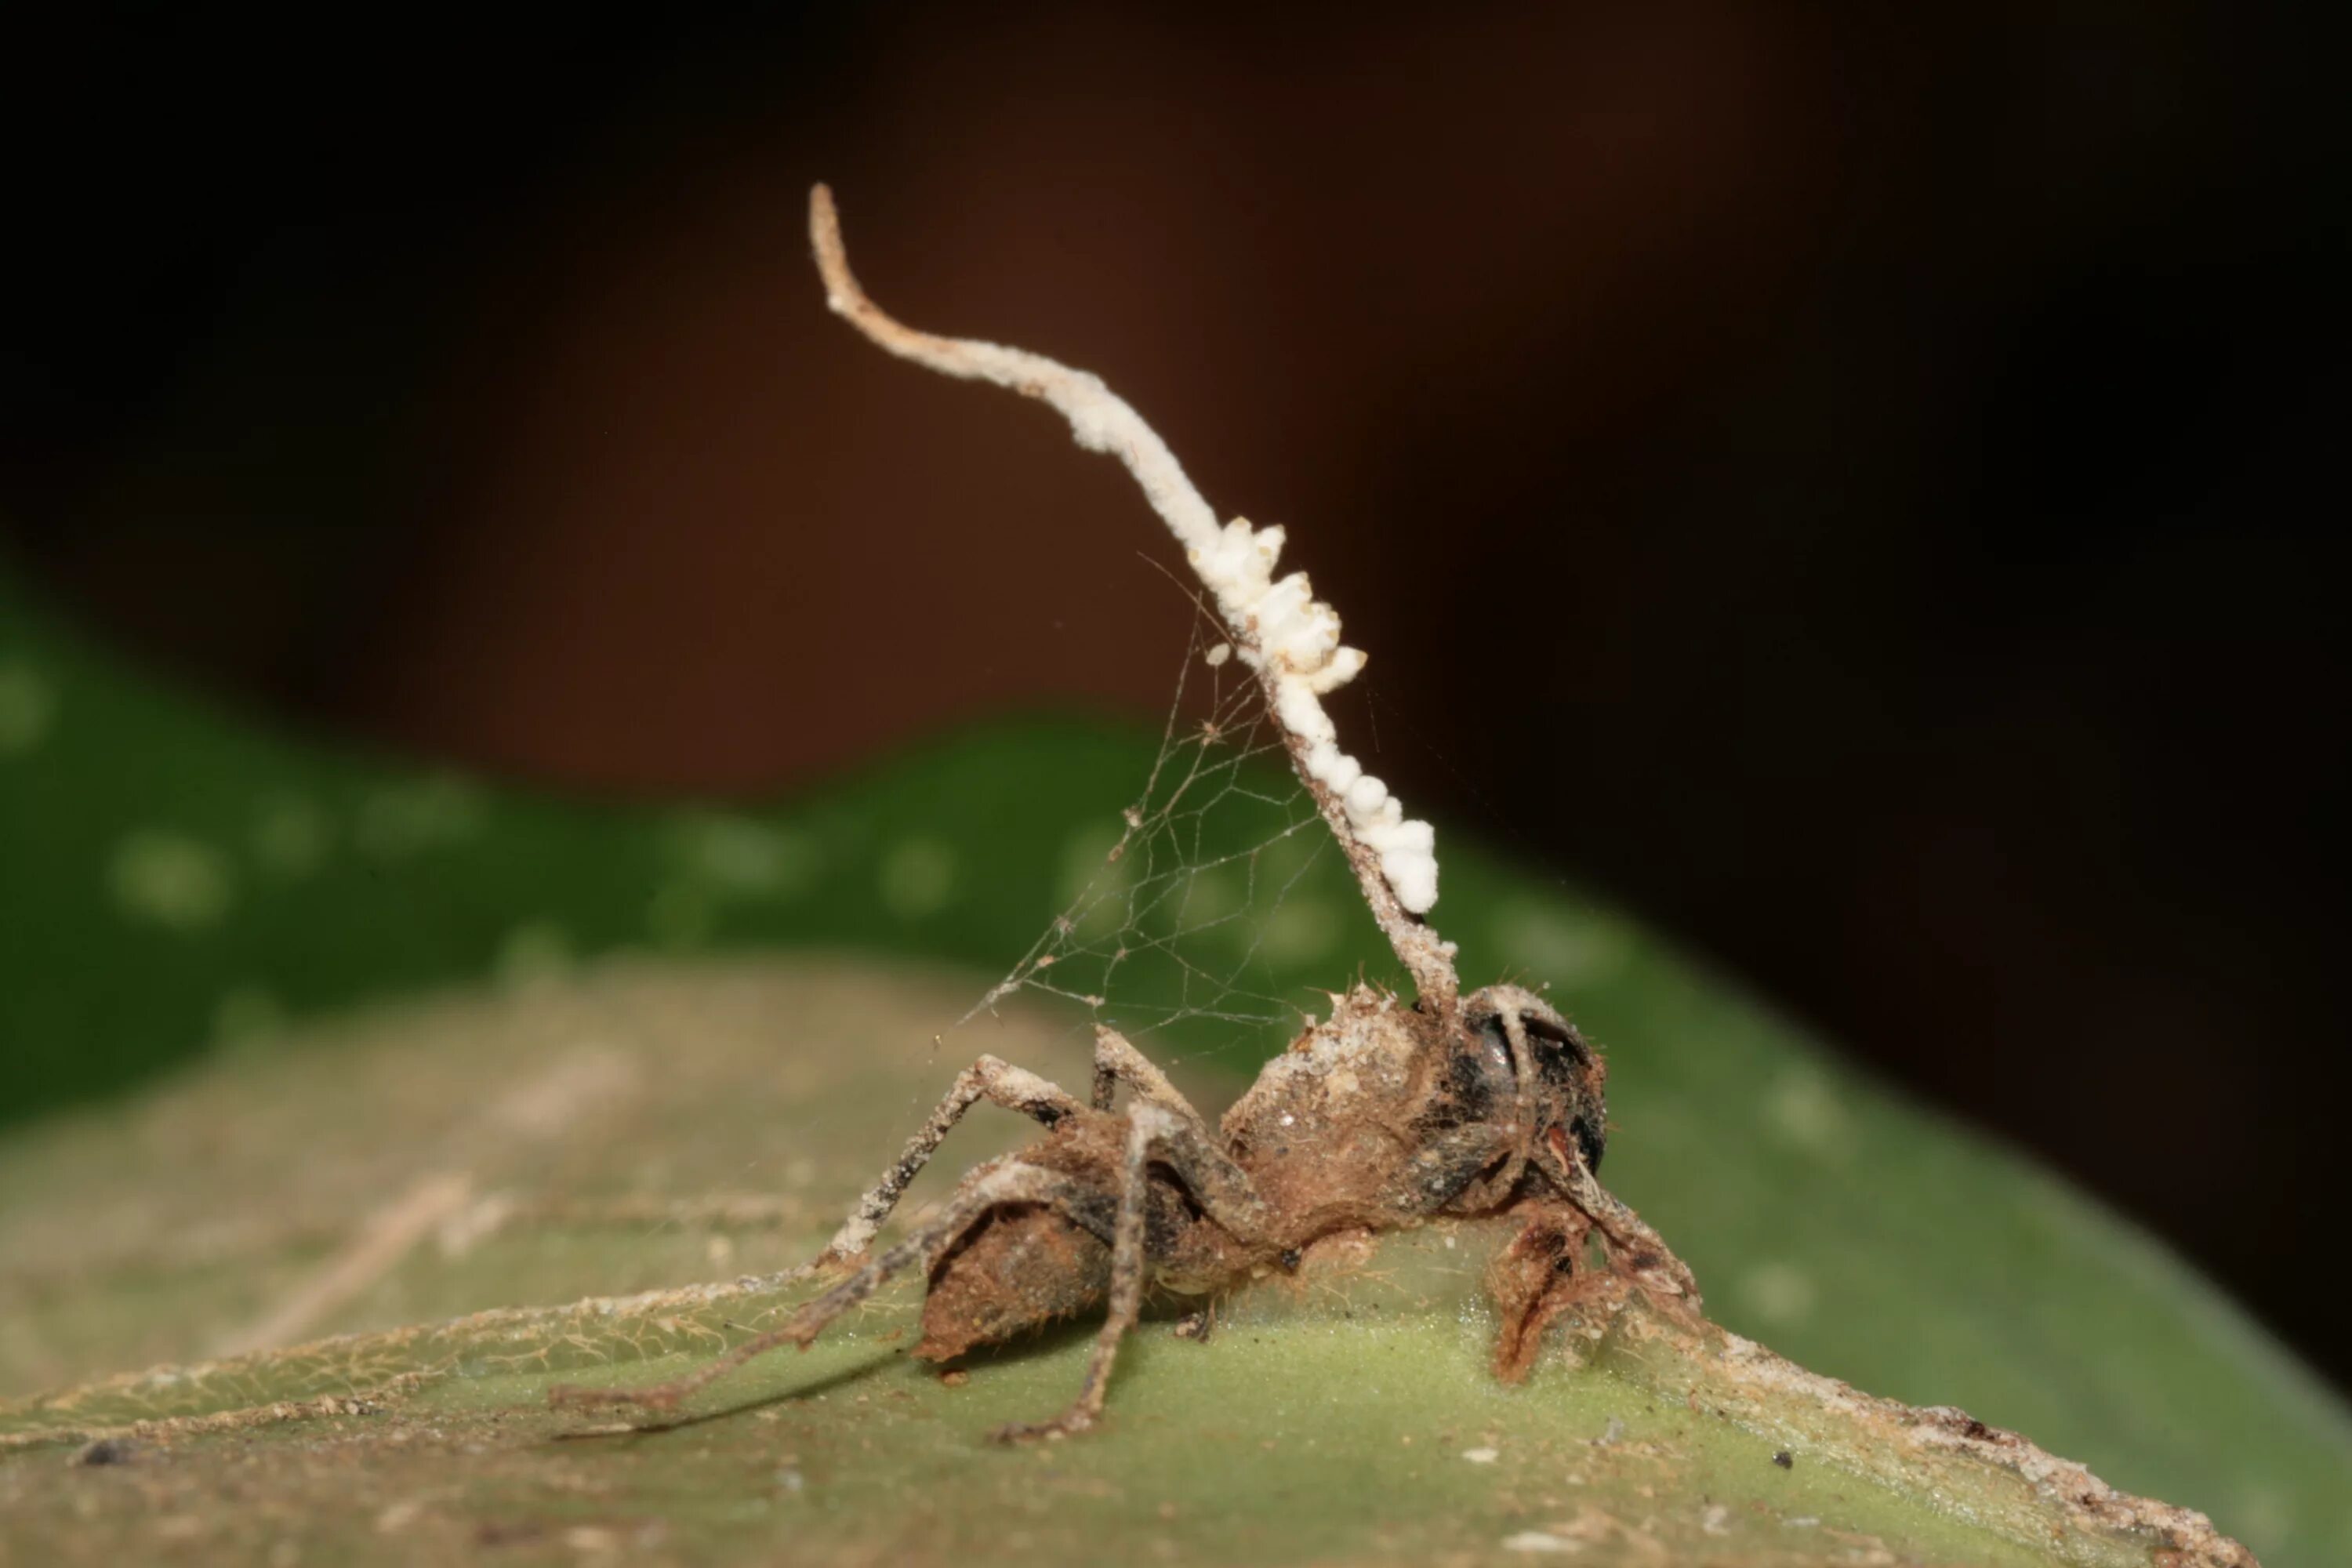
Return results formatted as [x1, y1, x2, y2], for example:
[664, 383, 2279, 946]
[0, 960, 2259, 1566]
[1, 562, 2339, 1563]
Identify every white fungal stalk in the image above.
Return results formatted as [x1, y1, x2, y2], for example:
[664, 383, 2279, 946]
[808, 185, 1458, 1010]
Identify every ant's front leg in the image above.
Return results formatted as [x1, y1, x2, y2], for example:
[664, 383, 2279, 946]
[1533, 1127, 1700, 1308]
[1486, 1196, 1610, 1381]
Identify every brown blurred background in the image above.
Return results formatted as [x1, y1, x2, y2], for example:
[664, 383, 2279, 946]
[4, 6, 2343, 1386]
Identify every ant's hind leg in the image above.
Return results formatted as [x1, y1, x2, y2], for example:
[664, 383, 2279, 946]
[989, 1106, 1171, 1444]
[552, 1158, 1087, 1417]
[817, 1055, 1085, 1267]
[990, 1103, 1279, 1445]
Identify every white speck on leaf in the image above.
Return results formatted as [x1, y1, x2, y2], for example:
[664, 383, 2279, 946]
[496, 922, 575, 990]
[110, 829, 234, 931]
[647, 881, 717, 947]
[252, 796, 332, 877]
[666, 813, 818, 898]
[1500, 1531, 1573, 1554]
[0, 660, 56, 755]
[879, 839, 957, 918]
[1738, 1261, 1820, 1327]
[1766, 1070, 1849, 1155]
[357, 775, 485, 861]
[1258, 898, 1339, 965]
[212, 985, 285, 1048]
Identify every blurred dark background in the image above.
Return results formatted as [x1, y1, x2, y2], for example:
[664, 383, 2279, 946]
[3, 4, 2343, 1389]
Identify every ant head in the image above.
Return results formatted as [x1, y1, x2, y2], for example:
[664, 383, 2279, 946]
[1458, 985, 1608, 1174]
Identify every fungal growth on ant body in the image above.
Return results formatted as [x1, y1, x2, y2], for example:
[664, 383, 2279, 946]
[552, 184, 1700, 1443]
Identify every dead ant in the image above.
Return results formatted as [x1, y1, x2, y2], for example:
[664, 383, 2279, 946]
[553, 985, 1696, 1443]
[548, 186, 1699, 1443]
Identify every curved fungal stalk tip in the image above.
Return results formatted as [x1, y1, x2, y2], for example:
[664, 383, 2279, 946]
[808, 183, 1457, 1011]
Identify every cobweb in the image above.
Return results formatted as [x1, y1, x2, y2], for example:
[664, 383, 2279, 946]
[964, 606, 1385, 1073]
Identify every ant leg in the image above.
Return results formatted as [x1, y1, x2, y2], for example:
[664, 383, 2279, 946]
[1533, 1129, 1700, 1307]
[1486, 1196, 1605, 1381]
[989, 1106, 1171, 1443]
[1088, 1025, 1203, 1118]
[552, 1157, 1090, 1417]
[816, 1056, 1084, 1268]
[992, 1103, 1284, 1445]
[1087, 1029, 1275, 1237]
[1172, 1301, 1216, 1343]
[1146, 1110, 1279, 1243]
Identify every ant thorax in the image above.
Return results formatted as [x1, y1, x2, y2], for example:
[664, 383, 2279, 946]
[1218, 987, 1454, 1228]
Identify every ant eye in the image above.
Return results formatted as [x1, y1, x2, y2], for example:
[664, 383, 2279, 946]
[1472, 1017, 1517, 1083]
[1439, 1016, 1520, 1127]
[1519, 1011, 1594, 1069]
